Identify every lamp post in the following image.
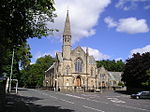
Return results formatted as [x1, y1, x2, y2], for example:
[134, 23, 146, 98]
[9, 48, 15, 92]
[100, 74, 102, 93]
[9, 45, 20, 93]
[46, 80, 48, 89]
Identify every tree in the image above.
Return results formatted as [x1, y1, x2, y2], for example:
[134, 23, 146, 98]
[20, 55, 55, 87]
[96, 60, 125, 72]
[141, 68, 150, 89]
[0, 0, 56, 46]
[0, 0, 56, 75]
[122, 52, 150, 90]
[0, 42, 32, 80]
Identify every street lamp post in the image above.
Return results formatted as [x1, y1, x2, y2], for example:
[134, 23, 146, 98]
[100, 74, 102, 93]
[46, 80, 48, 89]
[9, 48, 15, 92]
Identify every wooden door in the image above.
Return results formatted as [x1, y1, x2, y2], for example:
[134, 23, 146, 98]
[76, 77, 81, 87]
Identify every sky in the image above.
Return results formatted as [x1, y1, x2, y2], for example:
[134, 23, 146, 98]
[28, 0, 150, 63]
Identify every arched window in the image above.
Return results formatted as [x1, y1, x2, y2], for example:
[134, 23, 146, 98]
[75, 58, 83, 72]
[91, 67, 94, 76]
[100, 74, 105, 79]
[66, 65, 70, 75]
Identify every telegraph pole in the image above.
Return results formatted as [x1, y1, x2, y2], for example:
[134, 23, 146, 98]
[9, 48, 15, 92]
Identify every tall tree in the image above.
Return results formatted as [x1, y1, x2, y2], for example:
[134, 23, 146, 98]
[142, 68, 150, 88]
[96, 60, 125, 72]
[0, 42, 32, 79]
[20, 55, 55, 87]
[0, 0, 56, 75]
[122, 52, 150, 90]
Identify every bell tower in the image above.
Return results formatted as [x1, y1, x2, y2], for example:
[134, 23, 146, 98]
[62, 10, 71, 60]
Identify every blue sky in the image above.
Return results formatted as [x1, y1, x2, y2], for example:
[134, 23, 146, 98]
[28, 0, 150, 63]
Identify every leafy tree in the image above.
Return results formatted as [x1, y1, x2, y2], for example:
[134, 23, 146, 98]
[0, 0, 56, 76]
[0, 43, 32, 80]
[20, 55, 55, 87]
[0, 0, 56, 46]
[122, 52, 150, 89]
[141, 68, 150, 89]
[96, 60, 125, 72]
[118, 81, 124, 87]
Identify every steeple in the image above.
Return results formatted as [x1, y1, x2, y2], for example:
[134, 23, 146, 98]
[86, 47, 89, 56]
[62, 10, 72, 60]
[63, 10, 71, 36]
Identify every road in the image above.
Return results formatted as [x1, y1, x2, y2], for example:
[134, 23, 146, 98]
[18, 88, 150, 112]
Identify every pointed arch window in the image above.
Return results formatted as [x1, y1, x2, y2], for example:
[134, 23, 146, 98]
[91, 67, 94, 76]
[66, 65, 70, 75]
[75, 58, 83, 72]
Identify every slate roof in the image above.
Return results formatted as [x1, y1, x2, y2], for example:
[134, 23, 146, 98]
[108, 72, 122, 81]
[56, 52, 63, 62]
[89, 56, 96, 64]
[45, 62, 55, 72]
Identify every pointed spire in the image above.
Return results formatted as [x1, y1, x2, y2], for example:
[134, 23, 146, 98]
[86, 47, 89, 56]
[63, 10, 71, 36]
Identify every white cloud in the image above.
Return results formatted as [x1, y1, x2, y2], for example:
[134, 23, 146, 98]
[129, 45, 150, 57]
[82, 47, 110, 60]
[47, 0, 111, 43]
[115, 58, 123, 61]
[115, 0, 150, 10]
[144, 5, 150, 9]
[34, 47, 110, 61]
[117, 18, 149, 34]
[104, 17, 117, 28]
[104, 17, 149, 34]
[34, 50, 57, 60]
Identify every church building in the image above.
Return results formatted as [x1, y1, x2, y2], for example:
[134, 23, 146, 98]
[43, 11, 122, 91]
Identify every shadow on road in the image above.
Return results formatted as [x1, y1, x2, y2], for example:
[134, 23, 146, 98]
[17, 88, 29, 91]
[5, 94, 74, 112]
[114, 90, 132, 95]
[6, 94, 42, 103]
[28, 103, 74, 112]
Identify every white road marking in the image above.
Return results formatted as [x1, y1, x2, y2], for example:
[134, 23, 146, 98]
[48, 95, 58, 99]
[121, 95, 130, 98]
[115, 104, 150, 112]
[107, 98, 118, 100]
[59, 99, 74, 104]
[107, 98, 126, 103]
[39, 92, 74, 104]
[110, 100, 125, 103]
[83, 105, 105, 112]
[61, 93, 109, 104]
[86, 98, 108, 104]
[65, 94, 86, 99]
[106, 96, 121, 97]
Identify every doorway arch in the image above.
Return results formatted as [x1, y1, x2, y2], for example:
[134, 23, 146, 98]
[76, 76, 81, 87]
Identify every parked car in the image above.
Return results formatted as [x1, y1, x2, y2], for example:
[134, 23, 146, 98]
[95, 89, 101, 92]
[131, 91, 150, 99]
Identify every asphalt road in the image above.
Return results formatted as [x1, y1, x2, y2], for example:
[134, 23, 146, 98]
[18, 88, 150, 112]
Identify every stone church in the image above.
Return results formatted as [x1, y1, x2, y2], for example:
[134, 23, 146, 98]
[43, 11, 122, 91]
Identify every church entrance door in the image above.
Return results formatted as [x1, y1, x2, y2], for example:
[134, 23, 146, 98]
[76, 76, 81, 87]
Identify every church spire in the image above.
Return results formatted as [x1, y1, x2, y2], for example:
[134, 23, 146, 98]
[86, 47, 89, 56]
[62, 10, 72, 60]
[63, 10, 71, 36]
